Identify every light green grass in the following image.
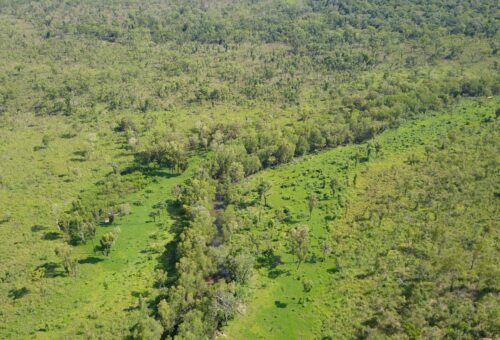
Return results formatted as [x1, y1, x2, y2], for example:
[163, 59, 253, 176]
[38, 166, 195, 339]
[0, 113, 130, 338]
[2, 165, 196, 338]
[0, 110, 199, 338]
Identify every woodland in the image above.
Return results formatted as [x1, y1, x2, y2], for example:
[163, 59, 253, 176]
[0, 0, 498, 339]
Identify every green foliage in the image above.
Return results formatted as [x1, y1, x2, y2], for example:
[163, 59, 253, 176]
[307, 193, 318, 220]
[54, 245, 77, 277]
[135, 133, 188, 173]
[209, 282, 239, 328]
[100, 227, 121, 256]
[345, 121, 500, 338]
[57, 214, 96, 245]
[157, 300, 176, 332]
[289, 225, 310, 269]
[224, 102, 499, 339]
[302, 279, 313, 293]
[0, 0, 499, 338]
[329, 177, 339, 198]
[256, 180, 272, 207]
[132, 317, 163, 340]
[227, 253, 254, 285]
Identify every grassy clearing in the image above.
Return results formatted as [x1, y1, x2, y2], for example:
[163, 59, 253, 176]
[0, 113, 130, 337]
[44, 166, 195, 339]
[0, 110, 198, 338]
[222, 97, 499, 339]
[1, 169, 194, 338]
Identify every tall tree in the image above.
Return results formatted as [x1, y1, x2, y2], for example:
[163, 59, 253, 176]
[100, 227, 121, 256]
[329, 178, 339, 198]
[54, 245, 77, 277]
[257, 180, 272, 207]
[289, 225, 310, 269]
[308, 192, 318, 220]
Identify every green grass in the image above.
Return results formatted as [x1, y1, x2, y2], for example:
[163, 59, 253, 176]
[0, 111, 199, 338]
[0, 113, 130, 337]
[0, 1, 498, 337]
[44, 167, 194, 338]
[1, 95, 496, 338]
[222, 97, 499, 339]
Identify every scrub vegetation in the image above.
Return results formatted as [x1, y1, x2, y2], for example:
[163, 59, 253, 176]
[0, 0, 498, 339]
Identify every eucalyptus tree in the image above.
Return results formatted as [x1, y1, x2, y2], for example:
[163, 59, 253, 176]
[289, 225, 310, 269]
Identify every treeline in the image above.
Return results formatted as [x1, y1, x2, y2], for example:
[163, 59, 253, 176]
[128, 72, 499, 185]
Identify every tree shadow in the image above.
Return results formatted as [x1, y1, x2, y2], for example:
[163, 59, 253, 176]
[268, 269, 290, 279]
[155, 199, 189, 288]
[236, 198, 258, 210]
[140, 247, 161, 255]
[361, 316, 378, 328]
[156, 239, 178, 286]
[0, 217, 11, 224]
[355, 270, 374, 279]
[42, 232, 62, 240]
[78, 256, 104, 264]
[166, 199, 184, 218]
[129, 291, 141, 299]
[8, 287, 29, 300]
[257, 249, 283, 270]
[128, 290, 159, 312]
[166, 200, 189, 235]
[306, 254, 319, 264]
[70, 150, 87, 162]
[38, 262, 63, 278]
[327, 267, 340, 274]
[94, 244, 106, 255]
[121, 164, 180, 179]
[398, 246, 428, 260]
[284, 216, 300, 224]
[476, 286, 499, 300]
[70, 158, 87, 162]
[274, 300, 287, 308]
[123, 305, 139, 312]
[31, 225, 47, 232]
[324, 214, 336, 222]
[60, 132, 77, 139]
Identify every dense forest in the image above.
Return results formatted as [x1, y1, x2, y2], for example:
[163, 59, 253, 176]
[0, 0, 498, 339]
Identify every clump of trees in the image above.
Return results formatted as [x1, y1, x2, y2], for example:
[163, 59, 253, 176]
[100, 227, 121, 256]
[156, 167, 255, 338]
[134, 132, 188, 173]
[57, 214, 96, 245]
